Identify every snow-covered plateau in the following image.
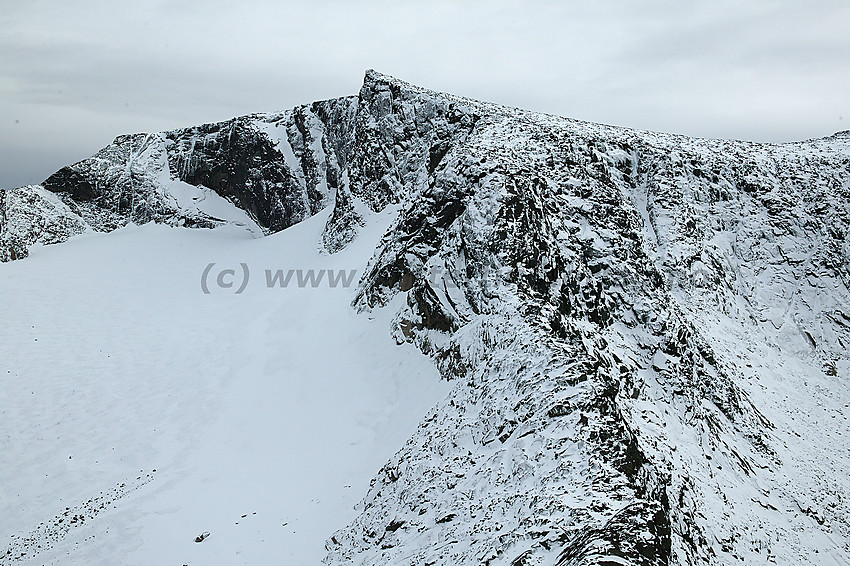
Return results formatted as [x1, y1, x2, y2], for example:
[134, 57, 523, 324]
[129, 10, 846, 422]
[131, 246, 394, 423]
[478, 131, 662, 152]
[1, 71, 849, 566]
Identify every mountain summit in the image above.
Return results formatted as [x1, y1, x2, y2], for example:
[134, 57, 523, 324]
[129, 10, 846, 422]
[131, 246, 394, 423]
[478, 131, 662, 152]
[2, 71, 849, 565]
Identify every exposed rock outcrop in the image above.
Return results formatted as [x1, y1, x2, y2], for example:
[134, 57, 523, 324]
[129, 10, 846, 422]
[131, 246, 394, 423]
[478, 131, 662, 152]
[323, 72, 849, 566]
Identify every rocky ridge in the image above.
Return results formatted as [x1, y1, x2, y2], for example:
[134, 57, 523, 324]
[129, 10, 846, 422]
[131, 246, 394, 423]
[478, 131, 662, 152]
[1, 97, 357, 261]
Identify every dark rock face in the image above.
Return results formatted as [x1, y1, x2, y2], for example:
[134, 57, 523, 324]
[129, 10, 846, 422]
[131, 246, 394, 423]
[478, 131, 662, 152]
[166, 116, 304, 232]
[166, 98, 358, 233]
[3, 71, 849, 565]
[42, 167, 97, 202]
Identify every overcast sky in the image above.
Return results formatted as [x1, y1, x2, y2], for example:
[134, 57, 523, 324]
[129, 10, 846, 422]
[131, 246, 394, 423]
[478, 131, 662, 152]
[1, 0, 848, 188]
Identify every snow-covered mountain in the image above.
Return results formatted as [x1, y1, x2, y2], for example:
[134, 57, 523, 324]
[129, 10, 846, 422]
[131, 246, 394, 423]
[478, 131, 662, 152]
[2, 71, 848, 565]
[1, 97, 357, 261]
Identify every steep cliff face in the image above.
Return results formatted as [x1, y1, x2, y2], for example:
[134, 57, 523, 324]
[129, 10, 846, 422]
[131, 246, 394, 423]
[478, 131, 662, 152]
[322, 73, 849, 565]
[164, 98, 356, 232]
[2, 72, 848, 565]
[322, 71, 479, 253]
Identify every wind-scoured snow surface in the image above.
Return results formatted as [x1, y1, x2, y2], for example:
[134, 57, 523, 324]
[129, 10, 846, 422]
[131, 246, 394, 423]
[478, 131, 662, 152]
[2, 71, 849, 565]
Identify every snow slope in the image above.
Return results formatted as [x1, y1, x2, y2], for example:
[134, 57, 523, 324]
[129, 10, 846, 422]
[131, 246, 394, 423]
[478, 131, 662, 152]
[0, 208, 449, 564]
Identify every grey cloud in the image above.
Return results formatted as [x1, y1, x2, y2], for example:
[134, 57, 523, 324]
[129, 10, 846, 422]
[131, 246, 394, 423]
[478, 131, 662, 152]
[1, 0, 848, 188]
